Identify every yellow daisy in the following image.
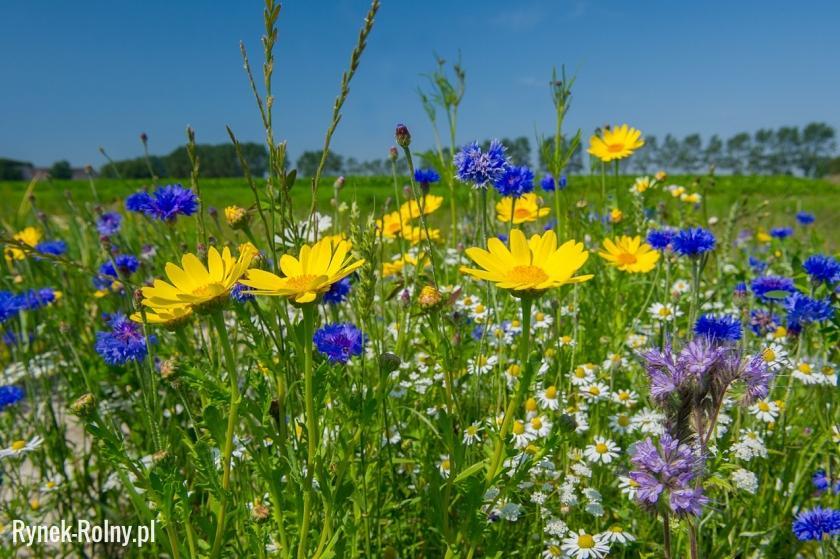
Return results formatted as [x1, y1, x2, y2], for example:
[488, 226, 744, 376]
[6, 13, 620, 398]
[496, 193, 550, 224]
[599, 236, 660, 273]
[588, 124, 644, 162]
[376, 211, 411, 239]
[141, 243, 258, 311]
[460, 229, 592, 295]
[399, 194, 443, 219]
[4, 226, 42, 261]
[131, 305, 193, 327]
[240, 237, 364, 304]
[404, 226, 441, 245]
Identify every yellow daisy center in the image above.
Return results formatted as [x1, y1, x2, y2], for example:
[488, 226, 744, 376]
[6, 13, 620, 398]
[798, 363, 812, 374]
[658, 307, 671, 317]
[610, 526, 623, 533]
[545, 386, 558, 399]
[514, 207, 533, 219]
[588, 386, 601, 396]
[285, 274, 322, 293]
[531, 417, 543, 430]
[440, 459, 450, 471]
[525, 398, 538, 411]
[618, 415, 630, 426]
[466, 426, 478, 436]
[763, 348, 776, 362]
[617, 252, 638, 266]
[607, 143, 625, 153]
[11, 440, 26, 451]
[191, 282, 227, 299]
[505, 265, 548, 285]
[618, 392, 630, 401]
[578, 534, 595, 548]
[535, 312, 545, 321]
[595, 442, 608, 454]
[512, 421, 526, 435]
[757, 402, 770, 412]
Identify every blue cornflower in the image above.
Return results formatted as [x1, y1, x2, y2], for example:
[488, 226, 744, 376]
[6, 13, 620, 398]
[2, 329, 35, 347]
[493, 165, 534, 198]
[734, 282, 748, 298]
[454, 140, 509, 188]
[230, 282, 254, 303]
[540, 174, 567, 192]
[470, 324, 486, 342]
[672, 227, 716, 257]
[694, 314, 742, 342]
[413, 168, 440, 186]
[313, 323, 365, 364]
[126, 184, 198, 222]
[792, 506, 840, 541]
[795, 211, 815, 225]
[322, 277, 351, 305]
[94, 313, 155, 366]
[96, 211, 123, 236]
[803, 254, 840, 285]
[750, 276, 796, 302]
[0, 291, 21, 323]
[770, 227, 793, 239]
[784, 292, 833, 331]
[99, 254, 140, 278]
[496, 233, 508, 243]
[0, 385, 24, 411]
[35, 240, 67, 256]
[748, 256, 768, 274]
[749, 309, 780, 336]
[813, 469, 830, 492]
[19, 288, 57, 310]
[646, 228, 676, 250]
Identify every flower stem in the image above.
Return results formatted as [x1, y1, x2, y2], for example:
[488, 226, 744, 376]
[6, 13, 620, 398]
[209, 309, 240, 559]
[297, 303, 317, 559]
[662, 510, 672, 559]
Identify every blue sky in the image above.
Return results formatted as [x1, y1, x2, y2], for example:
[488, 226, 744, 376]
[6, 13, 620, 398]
[2, 0, 838, 167]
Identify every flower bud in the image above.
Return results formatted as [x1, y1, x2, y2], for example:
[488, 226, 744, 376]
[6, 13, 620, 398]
[334, 176, 345, 190]
[251, 503, 271, 524]
[70, 393, 95, 417]
[418, 285, 443, 310]
[395, 124, 411, 148]
[225, 206, 250, 230]
[388, 147, 398, 162]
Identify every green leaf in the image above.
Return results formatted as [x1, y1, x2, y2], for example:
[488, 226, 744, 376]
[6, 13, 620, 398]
[762, 290, 792, 300]
[453, 461, 486, 484]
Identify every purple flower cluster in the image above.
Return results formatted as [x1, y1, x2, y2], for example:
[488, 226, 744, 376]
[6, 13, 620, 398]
[454, 140, 509, 188]
[313, 323, 365, 364]
[94, 313, 155, 366]
[126, 184, 198, 222]
[629, 433, 708, 516]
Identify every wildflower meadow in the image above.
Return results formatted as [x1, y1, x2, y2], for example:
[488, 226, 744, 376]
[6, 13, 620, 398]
[1, 2, 838, 558]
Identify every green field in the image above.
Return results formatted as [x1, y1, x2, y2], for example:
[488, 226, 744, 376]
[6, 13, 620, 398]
[1, 174, 837, 245]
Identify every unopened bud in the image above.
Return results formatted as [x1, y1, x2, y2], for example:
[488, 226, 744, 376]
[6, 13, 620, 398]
[395, 124, 411, 148]
[388, 147, 398, 162]
[379, 352, 401, 374]
[70, 393, 95, 417]
[251, 503, 271, 524]
[334, 176, 345, 190]
[418, 285, 443, 310]
[224, 206, 249, 230]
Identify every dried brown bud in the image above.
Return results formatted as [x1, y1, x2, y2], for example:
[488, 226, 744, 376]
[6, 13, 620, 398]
[395, 124, 411, 148]
[251, 503, 271, 524]
[70, 393, 95, 417]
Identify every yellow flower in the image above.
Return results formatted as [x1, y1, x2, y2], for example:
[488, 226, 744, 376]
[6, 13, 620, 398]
[141, 244, 258, 311]
[376, 211, 411, 239]
[240, 238, 364, 304]
[756, 229, 771, 243]
[4, 227, 42, 261]
[609, 208, 623, 223]
[655, 170, 667, 182]
[631, 176, 651, 194]
[399, 194, 443, 219]
[460, 229, 592, 295]
[587, 124, 644, 162]
[681, 192, 701, 204]
[496, 193, 550, 224]
[131, 305, 193, 327]
[382, 254, 425, 277]
[404, 226, 441, 245]
[224, 205, 249, 229]
[599, 236, 660, 273]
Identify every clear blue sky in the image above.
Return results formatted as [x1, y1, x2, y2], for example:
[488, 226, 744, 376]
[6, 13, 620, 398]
[2, 0, 838, 167]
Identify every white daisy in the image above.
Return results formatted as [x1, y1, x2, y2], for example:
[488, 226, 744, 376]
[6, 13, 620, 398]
[533, 310, 554, 329]
[570, 364, 597, 386]
[561, 529, 610, 559]
[542, 541, 564, 558]
[618, 475, 639, 499]
[527, 415, 553, 439]
[511, 420, 531, 449]
[648, 302, 682, 322]
[760, 343, 788, 371]
[583, 437, 620, 464]
[671, 279, 691, 295]
[580, 382, 610, 402]
[609, 412, 635, 434]
[438, 455, 451, 478]
[792, 360, 820, 384]
[467, 354, 497, 376]
[0, 436, 44, 458]
[612, 388, 639, 407]
[537, 385, 561, 410]
[600, 525, 636, 545]
[462, 423, 482, 445]
[750, 399, 779, 423]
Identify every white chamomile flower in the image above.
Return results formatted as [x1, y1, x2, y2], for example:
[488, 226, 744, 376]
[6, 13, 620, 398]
[557, 334, 576, 348]
[570, 364, 597, 386]
[671, 279, 690, 295]
[463, 423, 482, 445]
[438, 455, 451, 478]
[467, 354, 497, 376]
[0, 436, 44, 458]
[584, 437, 620, 464]
[760, 343, 788, 371]
[612, 388, 638, 407]
[750, 399, 779, 423]
[561, 529, 610, 559]
[537, 385, 561, 410]
[600, 525, 636, 545]
[609, 412, 635, 434]
[580, 382, 610, 402]
[817, 362, 837, 386]
[533, 310, 553, 329]
[511, 420, 531, 449]
[542, 540, 564, 558]
[618, 475, 640, 499]
[648, 302, 682, 322]
[527, 415, 552, 439]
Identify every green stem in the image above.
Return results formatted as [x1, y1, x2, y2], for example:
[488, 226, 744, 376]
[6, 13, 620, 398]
[209, 309, 240, 559]
[297, 304, 318, 559]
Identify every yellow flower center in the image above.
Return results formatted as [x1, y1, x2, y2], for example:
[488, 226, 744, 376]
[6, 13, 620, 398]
[763, 348, 776, 362]
[535, 312, 545, 321]
[509, 364, 522, 377]
[514, 207, 533, 219]
[610, 526, 623, 533]
[595, 443, 608, 454]
[618, 415, 630, 426]
[607, 143, 625, 153]
[588, 386, 601, 396]
[617, 252, 638, 266]
[757, 401, 770, 412]
[11, 440, 26, 451]
[466, 426, 478, 436]
[505, 265, 548, 285]
[191, 282, 227, 299]
[512, 421, 526, 435]
[441, 459, 450, 471]
[574, 367, 586, 378]
[474, 304, 486, 313]
[285, 274, 322, 293]
[798, 363, 812, 374]
[561, 336, 572, 344]
[618, 391, 630, 401]
[658, 307, 671, 317]
[531, 417, 543, 430]
[578, 534, 595, 548]
[545, 386, 557, 399]
[525, 398, 538, 411]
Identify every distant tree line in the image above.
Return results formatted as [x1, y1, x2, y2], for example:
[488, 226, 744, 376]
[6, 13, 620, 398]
[99, 143, 269, 179]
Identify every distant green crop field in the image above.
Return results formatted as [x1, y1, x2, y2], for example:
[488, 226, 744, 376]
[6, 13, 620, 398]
[1, 174, 837, 245]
